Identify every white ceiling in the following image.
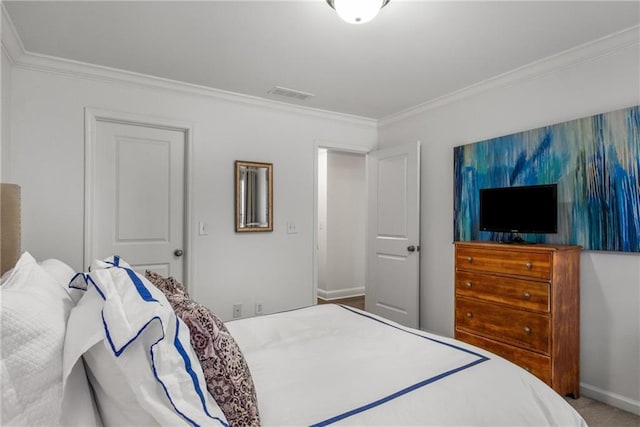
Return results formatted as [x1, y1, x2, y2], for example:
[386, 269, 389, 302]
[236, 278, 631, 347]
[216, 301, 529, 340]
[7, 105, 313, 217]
[4, 1, 640, 119]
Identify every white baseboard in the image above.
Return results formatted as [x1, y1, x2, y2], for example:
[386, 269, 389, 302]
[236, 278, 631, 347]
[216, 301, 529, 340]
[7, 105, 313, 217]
[580, 382, 640, 416]
[317, 287, 365, 301]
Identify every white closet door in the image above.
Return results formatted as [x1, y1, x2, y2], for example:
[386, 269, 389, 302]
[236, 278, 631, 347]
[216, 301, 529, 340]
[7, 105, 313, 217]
[90, 120, 186, 280]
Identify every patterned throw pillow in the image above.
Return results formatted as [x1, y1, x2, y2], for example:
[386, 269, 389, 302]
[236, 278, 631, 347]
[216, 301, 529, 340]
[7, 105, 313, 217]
[145, 271, 260, 427]
[144, 270, 190, 301]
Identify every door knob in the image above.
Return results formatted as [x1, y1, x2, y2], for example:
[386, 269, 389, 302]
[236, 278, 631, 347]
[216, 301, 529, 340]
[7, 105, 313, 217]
[174, 249, 184, 257]
[407, 245, 416, 253]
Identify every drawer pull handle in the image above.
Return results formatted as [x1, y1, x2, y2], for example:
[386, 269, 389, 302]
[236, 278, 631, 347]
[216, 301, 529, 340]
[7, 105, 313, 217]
[524, 326, 532, 335]
[522, 292, 531, 300]
[466, 256, 473, 263]
[466, 312, 473, 318]
[465, 282, 472, 288]
[525, 261, 532, 269]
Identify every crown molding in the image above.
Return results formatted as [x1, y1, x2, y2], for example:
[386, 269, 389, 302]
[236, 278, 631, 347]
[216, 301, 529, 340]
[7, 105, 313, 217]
[10, 52, 377, 127]
[0, 5, 375, 129]
[379, 25, 640, 128]
[3, 2, 637, 130]
[1, 3, 25, 64]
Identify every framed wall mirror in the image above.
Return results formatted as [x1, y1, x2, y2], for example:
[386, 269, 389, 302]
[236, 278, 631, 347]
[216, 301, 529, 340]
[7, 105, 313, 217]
[235, 160, 273, 232]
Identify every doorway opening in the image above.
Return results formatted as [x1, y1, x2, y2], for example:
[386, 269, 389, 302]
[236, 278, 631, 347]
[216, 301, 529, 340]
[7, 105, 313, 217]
[315, 147, 367, 307]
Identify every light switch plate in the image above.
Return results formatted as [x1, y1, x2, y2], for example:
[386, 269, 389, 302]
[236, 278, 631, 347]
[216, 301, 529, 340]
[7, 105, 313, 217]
[199, 221, 208, 235]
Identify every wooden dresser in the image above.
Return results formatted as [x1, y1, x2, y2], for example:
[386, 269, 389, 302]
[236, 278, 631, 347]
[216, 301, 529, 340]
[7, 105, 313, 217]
[454, 241, 581, 397]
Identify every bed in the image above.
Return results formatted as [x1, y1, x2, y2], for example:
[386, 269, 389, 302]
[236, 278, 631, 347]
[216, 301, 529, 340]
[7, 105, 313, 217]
[227, 304, 585, 426]
[0, 185, 586, 426]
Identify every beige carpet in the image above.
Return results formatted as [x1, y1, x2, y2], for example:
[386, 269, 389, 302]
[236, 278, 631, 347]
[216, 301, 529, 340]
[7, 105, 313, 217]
[566, 396, 640, 426]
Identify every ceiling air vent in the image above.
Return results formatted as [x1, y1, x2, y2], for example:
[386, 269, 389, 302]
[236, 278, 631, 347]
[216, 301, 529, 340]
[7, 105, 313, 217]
[268, 86, 315, 101]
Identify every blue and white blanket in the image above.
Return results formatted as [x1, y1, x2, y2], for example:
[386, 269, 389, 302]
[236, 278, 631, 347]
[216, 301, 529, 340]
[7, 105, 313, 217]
[227, 304, 585, 426]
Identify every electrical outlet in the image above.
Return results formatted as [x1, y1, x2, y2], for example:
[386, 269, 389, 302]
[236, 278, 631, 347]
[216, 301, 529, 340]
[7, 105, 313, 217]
[255, 301, 264, 315]
[233, 304, 242, 318]
[287, 221, 298, 234]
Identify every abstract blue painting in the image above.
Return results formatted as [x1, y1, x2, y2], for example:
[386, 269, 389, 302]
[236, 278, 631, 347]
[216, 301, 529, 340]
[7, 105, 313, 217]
[454, 105, 640, 252]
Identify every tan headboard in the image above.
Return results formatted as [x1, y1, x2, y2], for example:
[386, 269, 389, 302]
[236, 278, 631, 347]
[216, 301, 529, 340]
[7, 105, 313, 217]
[1, 183, 21, 276]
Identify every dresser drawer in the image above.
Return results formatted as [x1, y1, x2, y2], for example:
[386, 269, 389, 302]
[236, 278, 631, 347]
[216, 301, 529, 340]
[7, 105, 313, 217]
[455, 271, 550, 313]
[456, 246, 551, 280]
[456, 298, 550, 354]
[455, 330, 551, 385]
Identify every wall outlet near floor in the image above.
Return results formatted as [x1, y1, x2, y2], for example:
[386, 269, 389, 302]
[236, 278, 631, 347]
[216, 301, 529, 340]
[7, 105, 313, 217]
[232, 303, 242, 318]
[255, 301, 264, 315]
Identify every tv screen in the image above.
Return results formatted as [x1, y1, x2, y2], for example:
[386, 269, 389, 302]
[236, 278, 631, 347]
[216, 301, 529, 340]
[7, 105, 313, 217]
[479, 184, 558, 234]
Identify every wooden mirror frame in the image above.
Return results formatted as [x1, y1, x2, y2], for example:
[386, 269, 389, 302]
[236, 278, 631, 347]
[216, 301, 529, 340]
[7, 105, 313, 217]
[235, 160, 273, 232]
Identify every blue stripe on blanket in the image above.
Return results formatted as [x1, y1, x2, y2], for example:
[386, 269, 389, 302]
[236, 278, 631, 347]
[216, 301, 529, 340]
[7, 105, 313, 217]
[310, 305, 490, 427]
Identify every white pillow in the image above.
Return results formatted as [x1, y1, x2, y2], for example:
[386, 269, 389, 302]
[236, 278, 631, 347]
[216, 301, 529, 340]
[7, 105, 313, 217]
[38, 258, 85, 303]
[0, 252, 73, 426]
[64, 256, 228, 426]
[38, 258, 76, 286]
[1, 252, 103, 427]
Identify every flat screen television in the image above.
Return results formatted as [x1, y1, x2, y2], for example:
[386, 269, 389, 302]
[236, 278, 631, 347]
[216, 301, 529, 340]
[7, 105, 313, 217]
[479, 184, 558, 236]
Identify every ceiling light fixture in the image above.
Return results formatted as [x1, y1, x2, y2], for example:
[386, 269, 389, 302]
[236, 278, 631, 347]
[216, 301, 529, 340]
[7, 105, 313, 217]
[326, 0, 390, 25]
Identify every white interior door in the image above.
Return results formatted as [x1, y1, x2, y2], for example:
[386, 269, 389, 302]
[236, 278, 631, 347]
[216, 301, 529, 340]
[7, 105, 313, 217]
[366, 141, 421, 328]
[89, 119, 186, 280]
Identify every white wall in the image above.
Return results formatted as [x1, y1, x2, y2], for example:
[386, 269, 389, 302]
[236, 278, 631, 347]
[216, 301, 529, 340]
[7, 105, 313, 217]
[378, 31, 640, 412]
[5, 63, 377, 321]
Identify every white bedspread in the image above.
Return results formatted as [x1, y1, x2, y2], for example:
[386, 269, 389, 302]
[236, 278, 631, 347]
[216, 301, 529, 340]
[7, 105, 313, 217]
[227, 304, 586, 426]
